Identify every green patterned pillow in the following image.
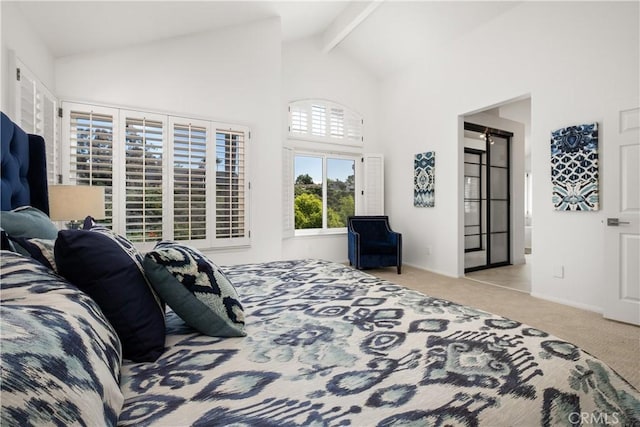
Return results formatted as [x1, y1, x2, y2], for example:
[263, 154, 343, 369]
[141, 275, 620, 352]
[143, 241, 246, 337]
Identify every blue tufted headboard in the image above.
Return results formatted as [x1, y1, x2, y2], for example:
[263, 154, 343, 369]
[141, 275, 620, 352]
[1, 112, 50, 214]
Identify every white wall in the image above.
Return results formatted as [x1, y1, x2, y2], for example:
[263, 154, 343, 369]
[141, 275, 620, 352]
[1, 9, 381, 266]
[55, 18, 283, 265]
[379, 2, 639, 312]
[281, 36, 380, 262]
[0, 2, 56, 115]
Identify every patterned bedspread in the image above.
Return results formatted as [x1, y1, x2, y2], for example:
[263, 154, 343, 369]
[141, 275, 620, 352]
[118, 259, 640, 426]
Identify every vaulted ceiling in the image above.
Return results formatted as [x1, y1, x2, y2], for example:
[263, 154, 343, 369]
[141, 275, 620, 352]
[9, 0, 520, 79]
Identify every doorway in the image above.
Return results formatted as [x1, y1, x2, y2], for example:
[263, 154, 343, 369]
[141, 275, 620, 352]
[464, 123, 513, 272]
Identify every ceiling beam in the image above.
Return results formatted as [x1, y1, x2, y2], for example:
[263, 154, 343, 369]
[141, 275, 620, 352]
[321, 0, 383, 53]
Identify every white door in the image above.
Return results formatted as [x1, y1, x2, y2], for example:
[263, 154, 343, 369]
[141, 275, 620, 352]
[603, 106, 640, 325]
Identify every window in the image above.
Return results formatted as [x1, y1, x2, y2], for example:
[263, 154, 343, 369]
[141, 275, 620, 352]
[67, 109, 115, 227]
[289, 99, 363, 144]
[61, 102, 250, 249]
[12, 56, 58, 185]
[215, 129, 247, 239]
[124, 113, 164, 242]
[172, 121, 207, 241]
[294, 154, 356, 231]
[284, 99, 383, 237]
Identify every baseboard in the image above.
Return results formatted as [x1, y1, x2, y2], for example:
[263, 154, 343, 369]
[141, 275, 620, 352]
[403, 262, 458, 279]
[530, 292, 603, 315]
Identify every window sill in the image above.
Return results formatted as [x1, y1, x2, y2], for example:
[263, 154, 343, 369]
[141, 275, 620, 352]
[294, 228, 347, 238]
[134, 240, 250, 253]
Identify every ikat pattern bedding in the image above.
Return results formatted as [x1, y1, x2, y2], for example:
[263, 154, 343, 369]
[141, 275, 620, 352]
[1, 252, 123, 426]
[118, 259, 640, 426]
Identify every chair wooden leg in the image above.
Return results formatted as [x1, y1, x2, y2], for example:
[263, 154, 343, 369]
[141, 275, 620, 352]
[397, 265, 401, 274]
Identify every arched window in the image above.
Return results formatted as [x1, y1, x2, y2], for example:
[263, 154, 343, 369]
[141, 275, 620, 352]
[288, 99, 363, 145]
[284, 99, 382, 237]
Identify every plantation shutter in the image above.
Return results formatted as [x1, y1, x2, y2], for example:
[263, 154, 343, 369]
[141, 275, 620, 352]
[362, 154, 384, 215]
[170, 118, 209, 242]
[282, 147, 294, 238]
[215, 127, 249, 244]
[39, 91, 57, 184]
[290, 104, 308, 134]
[122, 112, 165, 243]
[62, 104, 117, 227]
[14, 58, 58, 184]
[289, 100, 363, 144]
[311, 104, 327, 136]
[329, 107, 345, 138]
[62, 102, 250, 248]
[17, 66, 36, 133]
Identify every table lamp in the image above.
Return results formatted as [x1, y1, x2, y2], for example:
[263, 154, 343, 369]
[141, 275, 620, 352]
[48, 185, 106, 229]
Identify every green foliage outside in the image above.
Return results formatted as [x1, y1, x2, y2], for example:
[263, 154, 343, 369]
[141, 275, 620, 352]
[294, 174, 354, 229]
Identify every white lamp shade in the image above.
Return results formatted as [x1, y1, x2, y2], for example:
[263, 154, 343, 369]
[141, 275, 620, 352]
[49, 185, 106, 221]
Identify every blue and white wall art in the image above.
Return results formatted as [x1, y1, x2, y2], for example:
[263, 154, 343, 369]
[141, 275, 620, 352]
[550, 123, 599, 211]
[414, 151, 435, 207]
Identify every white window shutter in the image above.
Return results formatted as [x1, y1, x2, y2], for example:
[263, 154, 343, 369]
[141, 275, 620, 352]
[121, 111, 166, 243]
[38, 86, 58, 185]
[61, 103, 118, 228]
[362, 154, 384, 215]
[288, 99, 362, 145]
[14, 57, 59, 184]
[169, 118, 210, 243]
[61, 102, 249, 248]
[15, 64, 36, 134]
[282, 147, 294, 238]
[214, 126, 249, 245]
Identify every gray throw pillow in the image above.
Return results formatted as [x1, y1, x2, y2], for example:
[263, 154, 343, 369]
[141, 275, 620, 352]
[0, 206, 57, 239]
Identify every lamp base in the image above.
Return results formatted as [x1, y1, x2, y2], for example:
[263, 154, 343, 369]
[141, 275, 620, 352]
[65, 220, 83, 230]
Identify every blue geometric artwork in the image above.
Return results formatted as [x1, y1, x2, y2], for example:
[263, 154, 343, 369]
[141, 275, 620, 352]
[550, 123, 599, 211]
[414, 152, 435, 207]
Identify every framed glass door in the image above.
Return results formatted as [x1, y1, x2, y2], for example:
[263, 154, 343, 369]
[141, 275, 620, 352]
[464, 123, 512, 272]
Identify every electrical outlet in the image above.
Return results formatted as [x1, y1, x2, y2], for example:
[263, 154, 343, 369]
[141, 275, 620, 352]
[425, 246, 431, 255]
[553, 265, 564, 278]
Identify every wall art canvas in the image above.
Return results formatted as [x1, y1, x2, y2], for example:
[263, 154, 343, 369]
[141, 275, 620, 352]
[550, 122, 599, 211]
[414, 151, 435, 207]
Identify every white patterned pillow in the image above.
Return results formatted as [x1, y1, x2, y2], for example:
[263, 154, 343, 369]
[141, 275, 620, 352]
[143, 241, 246, 337]
[9, 236, 57, 271]
[0, 251, 124, 426]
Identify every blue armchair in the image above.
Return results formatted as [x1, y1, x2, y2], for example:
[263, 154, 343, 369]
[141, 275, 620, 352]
[347, 215, 402, 274]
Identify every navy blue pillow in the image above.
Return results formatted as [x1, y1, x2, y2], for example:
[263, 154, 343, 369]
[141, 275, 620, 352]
[55, 227, 166, 362]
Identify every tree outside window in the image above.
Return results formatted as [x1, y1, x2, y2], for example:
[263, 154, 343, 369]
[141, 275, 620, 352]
[294, 155, 355, 230]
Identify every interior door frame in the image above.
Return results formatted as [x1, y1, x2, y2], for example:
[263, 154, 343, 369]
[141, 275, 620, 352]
[464, 122, 513, 273]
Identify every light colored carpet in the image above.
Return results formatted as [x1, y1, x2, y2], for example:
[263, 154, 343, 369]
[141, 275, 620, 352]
[369, 264, 640, 391]
[466, 257, 531, 293]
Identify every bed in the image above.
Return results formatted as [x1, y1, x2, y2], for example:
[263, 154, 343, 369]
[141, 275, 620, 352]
[2, 111, 639, 426]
